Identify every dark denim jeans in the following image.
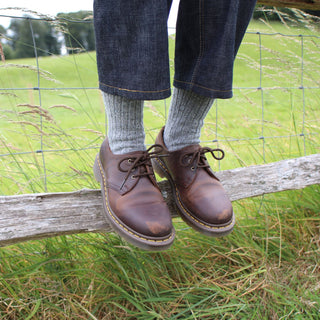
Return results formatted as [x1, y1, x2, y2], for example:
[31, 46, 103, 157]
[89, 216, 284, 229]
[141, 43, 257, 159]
[94, 0, 257, 100]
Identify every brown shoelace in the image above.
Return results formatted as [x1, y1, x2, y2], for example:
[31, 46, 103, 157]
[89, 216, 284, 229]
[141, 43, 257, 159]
[118, 144, 163, 190]
[180, 147, 225, 171]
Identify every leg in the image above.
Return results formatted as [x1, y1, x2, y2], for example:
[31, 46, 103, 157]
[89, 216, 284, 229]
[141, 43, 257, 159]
[93, 0, 175, 250]
[94, 0, 172, 100]
[154, 0, 257, 236]
[94, 0, 173, 154]
[164, 0, 257, 151]
[174, 0, 257, 98]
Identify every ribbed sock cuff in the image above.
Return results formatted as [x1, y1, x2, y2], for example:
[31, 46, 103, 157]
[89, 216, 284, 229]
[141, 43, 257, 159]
[164, 88, 214, 151]
[102, 92, 146, 154]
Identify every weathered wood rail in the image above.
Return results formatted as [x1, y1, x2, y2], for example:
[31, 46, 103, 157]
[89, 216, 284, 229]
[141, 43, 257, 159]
[1, 154, 319, 247]
[258, 0, 320, 10]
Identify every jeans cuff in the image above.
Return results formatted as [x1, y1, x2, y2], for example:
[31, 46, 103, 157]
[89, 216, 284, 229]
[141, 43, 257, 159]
[173, 79, 233, 99]
[99, 82, 171, 101]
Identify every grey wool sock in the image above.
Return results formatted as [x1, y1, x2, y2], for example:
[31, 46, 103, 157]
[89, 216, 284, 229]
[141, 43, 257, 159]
[164, 87, 214, 151]
[102, 92, 146, 155]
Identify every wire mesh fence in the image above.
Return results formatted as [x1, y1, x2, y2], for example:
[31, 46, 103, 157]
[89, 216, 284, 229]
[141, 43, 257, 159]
[0, 12, 319, 196]
[1, 10, 320, 320]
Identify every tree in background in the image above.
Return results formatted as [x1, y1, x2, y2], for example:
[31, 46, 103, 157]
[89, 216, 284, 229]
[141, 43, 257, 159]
[0, 25, 5, 40]
[0, 25, 14, 60]
[6, 16, 61, 59]
[57, 11, 95, 54]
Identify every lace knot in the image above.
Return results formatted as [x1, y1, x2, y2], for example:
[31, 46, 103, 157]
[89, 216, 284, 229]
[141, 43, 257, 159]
[180, 147, 224, 171]
[118, 144, 163, 190]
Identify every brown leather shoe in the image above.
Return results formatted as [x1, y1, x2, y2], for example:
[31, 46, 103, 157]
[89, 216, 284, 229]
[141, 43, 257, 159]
[93, 139, 175, 250]
[152, 127, 234, 237]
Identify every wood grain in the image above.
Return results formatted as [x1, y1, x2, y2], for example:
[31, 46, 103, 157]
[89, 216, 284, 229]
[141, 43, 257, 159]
[1, 154, 319, 247]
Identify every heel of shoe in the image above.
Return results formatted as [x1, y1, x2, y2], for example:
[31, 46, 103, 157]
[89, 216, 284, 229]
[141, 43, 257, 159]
[93, 155, 102, 183]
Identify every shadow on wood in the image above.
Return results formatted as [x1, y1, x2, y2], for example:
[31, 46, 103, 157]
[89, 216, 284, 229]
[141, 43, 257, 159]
[1, 154, 319, 247]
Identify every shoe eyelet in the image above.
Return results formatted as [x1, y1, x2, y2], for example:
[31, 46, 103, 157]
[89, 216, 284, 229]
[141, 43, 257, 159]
[191, 166, 195, 171]
[131, 175, 137, 179]
[128, 159, 133, 163]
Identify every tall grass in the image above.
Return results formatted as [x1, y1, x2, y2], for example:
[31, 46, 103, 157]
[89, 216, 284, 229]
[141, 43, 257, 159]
[0, 12, 320, 319]
[1, 186, 319, 319]
[1, 20, 319, 194]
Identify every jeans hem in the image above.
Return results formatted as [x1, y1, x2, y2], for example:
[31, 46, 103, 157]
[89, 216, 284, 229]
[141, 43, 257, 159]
[99, 82, 171, 101]
[174, 79, 233, 99]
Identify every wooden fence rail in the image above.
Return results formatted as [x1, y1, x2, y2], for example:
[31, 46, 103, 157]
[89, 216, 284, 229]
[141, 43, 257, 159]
[1, 154, 319, 247]
[258, 0, 320, 10]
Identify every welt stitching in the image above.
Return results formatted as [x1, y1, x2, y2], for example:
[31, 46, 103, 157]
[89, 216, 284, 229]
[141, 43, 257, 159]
[100, 82, 171, 94]
[174, 79, 232, 93]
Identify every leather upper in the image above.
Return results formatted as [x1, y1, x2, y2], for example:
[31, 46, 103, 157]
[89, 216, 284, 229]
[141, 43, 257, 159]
[98, 139, 173, 238]
[155, 127, 233, 226]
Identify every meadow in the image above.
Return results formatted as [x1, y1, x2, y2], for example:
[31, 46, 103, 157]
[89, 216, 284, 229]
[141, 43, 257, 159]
[1, 20, 319, 194]
[0, 18, 319, 319]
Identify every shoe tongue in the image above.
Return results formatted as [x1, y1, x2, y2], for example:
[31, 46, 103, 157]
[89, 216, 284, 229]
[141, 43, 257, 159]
[175, 144, 201, 166]
[124, 150, 146, 156]
[177, 144, 201, 159]
[181, 144, 201, 153]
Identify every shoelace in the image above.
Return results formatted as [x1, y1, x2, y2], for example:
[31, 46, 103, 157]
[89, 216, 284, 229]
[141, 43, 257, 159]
[180, 147, 225, 171]
[118, 144, 163, 190]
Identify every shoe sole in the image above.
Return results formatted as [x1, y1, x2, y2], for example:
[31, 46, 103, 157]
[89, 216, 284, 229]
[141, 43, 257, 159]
[93, 154, 175, 251]
[152, 157, 235, 237]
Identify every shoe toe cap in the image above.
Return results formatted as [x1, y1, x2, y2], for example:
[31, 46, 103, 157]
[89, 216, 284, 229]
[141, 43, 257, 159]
[183, 187, 233, 226]
[117, 201, 173, 238]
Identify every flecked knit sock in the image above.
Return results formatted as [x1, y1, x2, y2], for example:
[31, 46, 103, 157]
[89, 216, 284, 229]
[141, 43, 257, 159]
[163, 88, 215, 151]
[102, 92, 146, 155]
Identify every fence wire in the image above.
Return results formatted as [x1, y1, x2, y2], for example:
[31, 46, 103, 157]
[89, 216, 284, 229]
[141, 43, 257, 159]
[0, 14, 319, 196]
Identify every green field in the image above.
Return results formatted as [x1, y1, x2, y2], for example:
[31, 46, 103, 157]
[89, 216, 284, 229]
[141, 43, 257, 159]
[1, 20, 319, 194]
[0, 19, 320, 319]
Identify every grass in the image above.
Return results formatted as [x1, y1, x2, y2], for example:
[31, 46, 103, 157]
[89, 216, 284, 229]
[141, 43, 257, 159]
[1, 187, 319, 319]
[1, 20, 319, 194]
[0, 15, 320, 319]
